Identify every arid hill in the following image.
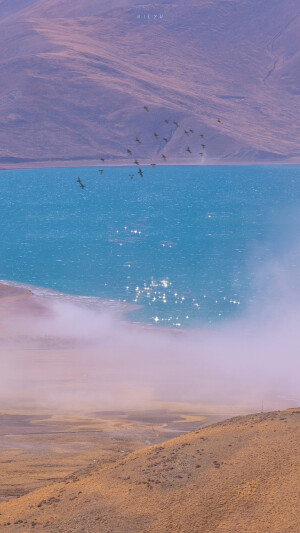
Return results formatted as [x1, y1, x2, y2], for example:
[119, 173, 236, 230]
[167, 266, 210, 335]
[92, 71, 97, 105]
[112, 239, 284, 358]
[1, 408, 299, 532]
[0, 0, 299, 167]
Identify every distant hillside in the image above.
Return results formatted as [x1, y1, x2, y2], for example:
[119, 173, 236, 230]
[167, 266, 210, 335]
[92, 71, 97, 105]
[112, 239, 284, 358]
[0, 409, 299, 532]
[0, 0, 299, 167]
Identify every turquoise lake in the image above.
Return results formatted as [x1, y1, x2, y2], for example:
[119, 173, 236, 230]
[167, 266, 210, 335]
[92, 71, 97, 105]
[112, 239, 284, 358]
[1, 165, 299, 327]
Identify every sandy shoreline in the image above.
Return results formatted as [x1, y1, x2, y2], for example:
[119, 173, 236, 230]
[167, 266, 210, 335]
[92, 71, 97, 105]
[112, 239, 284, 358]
[1, 160, 299, 171]
[0, 282, 31, 300]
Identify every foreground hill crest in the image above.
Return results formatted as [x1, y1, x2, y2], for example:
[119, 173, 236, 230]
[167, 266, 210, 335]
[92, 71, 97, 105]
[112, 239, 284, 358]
[1, 408, 299, 532]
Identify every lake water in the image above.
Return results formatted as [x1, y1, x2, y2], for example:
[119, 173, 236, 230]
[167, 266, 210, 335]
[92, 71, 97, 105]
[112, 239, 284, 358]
[1, 165, 299, 327]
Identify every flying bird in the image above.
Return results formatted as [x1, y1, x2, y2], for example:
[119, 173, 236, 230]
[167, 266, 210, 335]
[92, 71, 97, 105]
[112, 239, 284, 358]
[173, 121, 179, 128]
[129, 174, 134, 180]
[135, 136, 141, 144]
[98, 169, 104, 174]
[189, 129, 194, 134]
[199, 134, 204, 138]
[151, 163, 156, 169]
[164, 119, 169, 124]
[186, 146, 192, 154]
[127, 149, 132, 155]
[184, 130, 190, 137]
[77, 177, 85, 189]
[199, 152, 203, 156]
[154, 132, 159, 139]
[163, 137, 168, 143]
[144, 106, 149, 112]
[138, 168, 143, 177]
[217, 118, 223, 124]
[100, 157, 105, 162]
[161, 154, 167, 161]
[134, 159, 140, 165]
[201, 144, 206, 149]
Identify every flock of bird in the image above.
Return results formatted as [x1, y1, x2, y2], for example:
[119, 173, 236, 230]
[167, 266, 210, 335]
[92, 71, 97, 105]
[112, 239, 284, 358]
[77, 106, 223, 188]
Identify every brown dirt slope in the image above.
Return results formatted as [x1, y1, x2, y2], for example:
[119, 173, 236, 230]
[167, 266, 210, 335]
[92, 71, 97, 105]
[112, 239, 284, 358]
[0, 408, 299, 532]
[0, 0, 299, 167]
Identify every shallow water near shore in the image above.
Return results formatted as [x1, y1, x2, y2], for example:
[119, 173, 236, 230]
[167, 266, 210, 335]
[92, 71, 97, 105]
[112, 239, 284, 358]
[1, 164, 300, 327]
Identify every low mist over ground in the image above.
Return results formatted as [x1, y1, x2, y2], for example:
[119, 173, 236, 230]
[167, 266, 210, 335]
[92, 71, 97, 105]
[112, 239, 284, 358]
[0, 281, 299, 412]
[0, 0, 299, 167]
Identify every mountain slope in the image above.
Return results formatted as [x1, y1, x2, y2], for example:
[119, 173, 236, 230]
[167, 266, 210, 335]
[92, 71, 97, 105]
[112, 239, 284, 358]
[0, 0, 299, 167]
[1, 409, 299, 532]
